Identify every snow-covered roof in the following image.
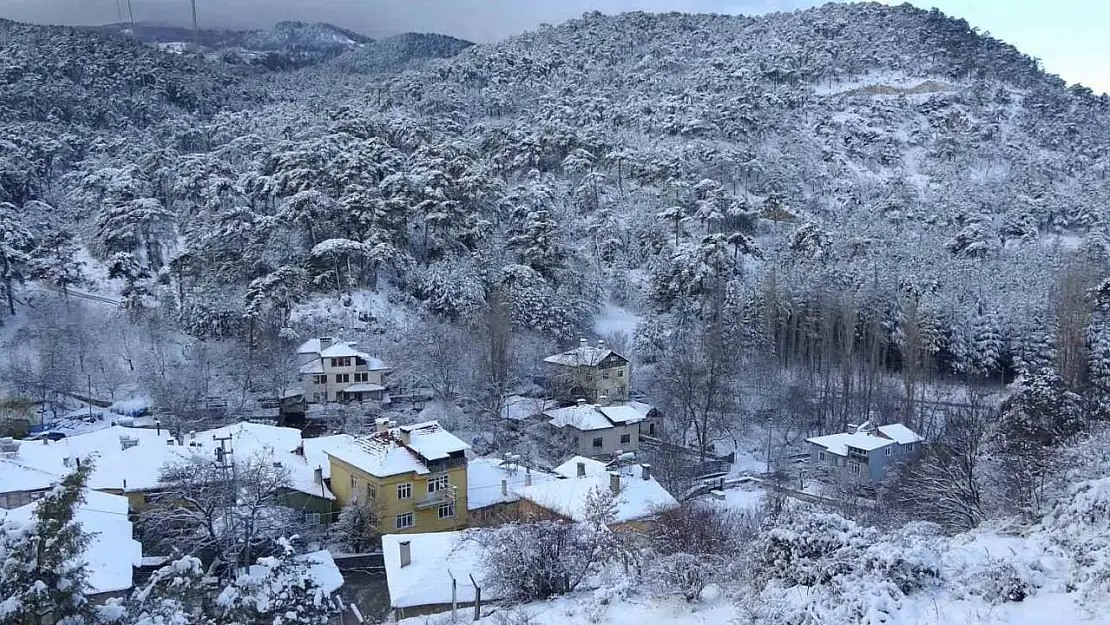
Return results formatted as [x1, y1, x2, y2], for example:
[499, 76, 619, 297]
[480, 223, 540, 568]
[546, 404, 616, 431]
[878, 423, 923, 445]
[299, 360, 325, 374]
[516, 465, 678, 524]
[382, 531, 496, 610]
[190, 422, 335, 500]
[0, 426, 186, 495]
[552, 456, 609, 479]
[343, 382, 386, 393]
[301, 434, 354, 481]
[597, 405, 646, 425]
[466, 458, 559, 511]
[298, 339, 388, 370]
[628, 401, 655, 416]
[1, 490, 141, 595]
[543, 344, 626, 367]
[325, 421, 469, 478]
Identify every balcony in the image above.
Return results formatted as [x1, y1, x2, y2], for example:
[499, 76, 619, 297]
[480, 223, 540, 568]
[413, 488, 455, 510]
[425, 455, 467, 473]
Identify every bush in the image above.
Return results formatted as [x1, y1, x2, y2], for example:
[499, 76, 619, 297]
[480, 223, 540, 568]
[648, 552, 723, 602]
[974, 559, 1034, 604]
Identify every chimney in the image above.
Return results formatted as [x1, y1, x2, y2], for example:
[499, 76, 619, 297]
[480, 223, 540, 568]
[524, 467, 532, 487]
[598, 394, 608, 406]
[575, 398, 587, 407]
[190, 431, 196, 441]
[314, 466, 324, 485]
[641, 463, 652, 481]
[608, 471, 620, 495]
[399, 540, 412, 568]
[501, 479, 508, 496]
[319, 337, 334, 350]
[397, 427, 411, 445]
[375, 417, 391, 434]
[576, 461, 586, 478]
[579, 337, 587, 348]
[122, 478, 127, 490]
[155, 419, 161, 435]
[597, 339, 605, 350]
[76, 457, 81, 468]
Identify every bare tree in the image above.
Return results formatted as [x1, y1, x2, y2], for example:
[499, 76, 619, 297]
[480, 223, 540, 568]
[138, 453, 296, 573]
[882, 394, 994, 532]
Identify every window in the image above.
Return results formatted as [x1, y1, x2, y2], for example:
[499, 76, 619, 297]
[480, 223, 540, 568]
[884, 446, 893, 457]
[848, 461, 863, 475]
[395, 512, 414, 529]
[438, 502, 455, 519]
[617, 369, 624, 378]
[313, 374, 327, 385]
[602, 370, 611, 379]
[427, 474, 449, 493]
[592, 437, 603, 449]
[330, 357, 351, 368]
[647, 423, 656, 436]
[335, 373, 350, 384]
[349, 475, 357, 491]
[355, 372, 369, 383]
[620, 433, 631, 444]
[397, 483, 412, 499]
[366, 484, 376, 500]
[818, 451, 827, 463]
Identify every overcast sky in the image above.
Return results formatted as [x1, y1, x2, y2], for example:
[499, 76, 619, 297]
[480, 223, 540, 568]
[3, 0, 1106, 93]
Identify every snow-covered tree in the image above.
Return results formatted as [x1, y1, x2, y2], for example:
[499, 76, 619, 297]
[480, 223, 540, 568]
[0, 461, 94, 625]
[0, 202, 35, 316]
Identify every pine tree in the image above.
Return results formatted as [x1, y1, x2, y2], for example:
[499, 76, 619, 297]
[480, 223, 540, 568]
[215, 538, 335, 625]
[0, 461, 94, 625]
[327, 501, 379, 554]
[0, 201, 35, 317]
[30, 229, 86, 299]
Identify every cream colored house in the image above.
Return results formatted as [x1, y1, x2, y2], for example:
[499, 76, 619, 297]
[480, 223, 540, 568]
[298, 337, 390, 404]
[543, 338, 630, 403]
[546, 400, 645, 458]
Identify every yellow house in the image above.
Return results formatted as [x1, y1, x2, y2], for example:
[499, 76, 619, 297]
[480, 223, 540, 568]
[326, 419, 470, 535]
[543, 338, 631, 404]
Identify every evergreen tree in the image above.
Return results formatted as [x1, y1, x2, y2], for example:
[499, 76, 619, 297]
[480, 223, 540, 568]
[327, 501, 379, 554]
[0, 461, 94, 625]
[0, 202, 35, 317]
[30, 229, 87, 299]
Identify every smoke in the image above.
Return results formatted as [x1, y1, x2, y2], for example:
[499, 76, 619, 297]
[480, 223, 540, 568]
[1, 0, 820, 41]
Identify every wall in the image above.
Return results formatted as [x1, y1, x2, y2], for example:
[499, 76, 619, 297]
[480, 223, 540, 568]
[329, 455, 469, 535]
[466, 500, 523, 527]
[302, 357, 387, 403]
[569, 423, 640, 458]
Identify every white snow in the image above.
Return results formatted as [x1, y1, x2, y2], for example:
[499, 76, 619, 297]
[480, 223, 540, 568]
[552, 456, 610, 479]
[1, 489, 141, 595]
[515, 465, 678, 524]
[381, 531, 494, 610]
[877, 423, 923, 445]
[247, 550, 345, 594]
[807, 422, 921, 456]
[596, 405, 646, 425]
[499, 395, 549, 421]
[593, 303, 641, 337]
[546, 404, 615, 431]
[543, 342, 626, 367]
[466, 458, 559, 511]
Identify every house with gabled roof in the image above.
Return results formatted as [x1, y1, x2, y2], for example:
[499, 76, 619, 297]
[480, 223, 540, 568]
[297, 337, 390, 404]
[543, 338, 630, 403]
[546, 399, 646, 458]
[325, 419, 470, 535]
[807, 420, 923, 485]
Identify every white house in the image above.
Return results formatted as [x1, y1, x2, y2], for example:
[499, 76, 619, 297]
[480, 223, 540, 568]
[807, 421, 923, 485]
[546, 399, 646, 458]
[297, 337, 390, 404]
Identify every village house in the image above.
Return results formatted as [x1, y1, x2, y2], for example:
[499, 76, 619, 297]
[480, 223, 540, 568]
[1, 489, 142, 599]
[806, 421, 923, 485]
[325, 419, 470, 535]
[0, 423, 339, 518]
[546, 399, 646, 458]
[516, 457, 678, 531]
[543, 338, 630, 403]
[297, 337, 391, 404]
[465, 456, 559, 527]
[381, 530, 495, 620]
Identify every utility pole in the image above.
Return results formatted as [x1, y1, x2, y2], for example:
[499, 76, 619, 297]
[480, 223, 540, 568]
[190, 0, 199, 46]
[214, 434, 235, 580]
[88, 375, 93, 422]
